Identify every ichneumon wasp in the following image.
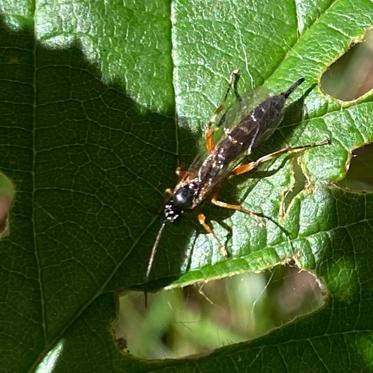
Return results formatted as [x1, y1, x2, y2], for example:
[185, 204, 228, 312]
[146, 71, 329, 282]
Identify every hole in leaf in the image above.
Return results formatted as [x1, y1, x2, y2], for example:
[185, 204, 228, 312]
[114, 265, 326, 360]
[280, 156, 307, 217]
[320, 29, 373, 101]
[0, 173, 15, 237]
[338, 143, 373, 192]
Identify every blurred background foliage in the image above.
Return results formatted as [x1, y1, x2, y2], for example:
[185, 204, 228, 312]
[117, 29, 373, 360]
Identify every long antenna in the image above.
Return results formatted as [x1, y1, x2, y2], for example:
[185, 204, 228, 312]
[144, 220, 167, 308]
[145, 220, 167, 280]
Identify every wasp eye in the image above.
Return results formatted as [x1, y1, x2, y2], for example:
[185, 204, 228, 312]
[173, 186, 194, 209]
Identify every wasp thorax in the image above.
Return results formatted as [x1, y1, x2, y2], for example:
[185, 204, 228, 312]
[164, 184, 197, 223]
[173, 185, 195, 209]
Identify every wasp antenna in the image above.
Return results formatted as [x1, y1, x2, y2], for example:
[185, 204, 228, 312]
[144, 220, 167, 308]
[283, 78, 305, 98]
[145, 220, 167, 281]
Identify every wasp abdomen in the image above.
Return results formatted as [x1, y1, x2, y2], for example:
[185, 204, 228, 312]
[197, 81, 303, 189]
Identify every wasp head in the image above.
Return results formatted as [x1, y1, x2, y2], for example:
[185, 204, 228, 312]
[164, 183, 197, 222]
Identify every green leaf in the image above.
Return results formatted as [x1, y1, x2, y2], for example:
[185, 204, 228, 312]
[0, 0, 372, 372]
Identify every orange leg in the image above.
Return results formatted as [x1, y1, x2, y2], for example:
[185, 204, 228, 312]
[164, 188, 173, 197]
[223, 140, 331, 232]
[198, 213, 229, 257]
[205, 70, 241, 153]
[232, 162, 256, 176]
[211, 197, 265, 227]
[205, 127, 215, 153]
[211, 195, 292, 237]
[176, 166, 188, 178]
[207, 70, 241, 126]
[232, 139, 331, 176]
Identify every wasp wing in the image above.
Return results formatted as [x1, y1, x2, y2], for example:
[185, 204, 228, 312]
[185, 83, 271, 175]
[217, 85, 271, 131]
[180, 83, 274, 205]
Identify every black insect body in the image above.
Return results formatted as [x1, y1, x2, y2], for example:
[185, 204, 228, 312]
[165, 78, 303, 219]
[146, 74, 327, 280]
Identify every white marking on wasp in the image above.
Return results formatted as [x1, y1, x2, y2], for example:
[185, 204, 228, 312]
[217, 152, 225, 161]
[228, 134, 239, 144]
[247, 124, 261, 154]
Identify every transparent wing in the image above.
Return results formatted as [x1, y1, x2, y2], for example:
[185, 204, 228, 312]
[217, 85, 271, 130]
[180, 84, 272, 196]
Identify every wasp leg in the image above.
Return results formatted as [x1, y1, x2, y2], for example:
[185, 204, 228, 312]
[211, 197, 265, 227]
[176, 166, 188, 178]
[211, 196, 293, 237]
[232, 162, 257, 176]
[208, 69, 241, 126]
[233, 139, 331, 176]
[205, 127, 216, 153]
[164, 188, 173, 197]
[197, 213, 229, 257]
[205, 70, 241, 153]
